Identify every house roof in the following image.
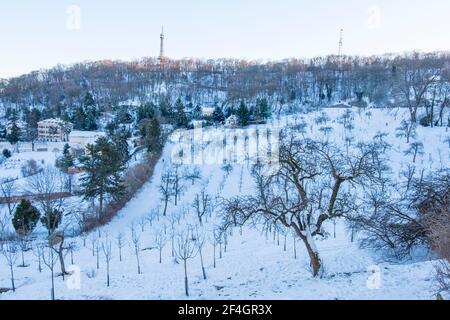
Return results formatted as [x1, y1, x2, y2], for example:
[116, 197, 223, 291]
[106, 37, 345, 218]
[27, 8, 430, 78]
[69, 130, 106, 138]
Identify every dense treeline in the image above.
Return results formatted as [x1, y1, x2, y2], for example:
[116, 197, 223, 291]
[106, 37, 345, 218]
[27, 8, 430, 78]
[1, 52, 449, 124]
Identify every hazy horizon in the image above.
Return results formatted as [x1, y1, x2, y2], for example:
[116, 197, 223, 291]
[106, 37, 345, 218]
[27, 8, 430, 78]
[2, 0, 450, 79]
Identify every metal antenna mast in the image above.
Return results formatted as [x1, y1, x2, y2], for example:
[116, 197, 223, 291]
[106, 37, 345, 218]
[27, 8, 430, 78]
[159, 26, 165, 64]
[338, 28, 344, 57]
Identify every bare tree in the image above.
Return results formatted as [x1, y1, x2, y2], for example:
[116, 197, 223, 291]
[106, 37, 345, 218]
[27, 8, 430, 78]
[396, 120, 417, 144]
[1, 241, 18, 292]
[404, 141, 424, 163]
[194, 228, 207, 280]
[67, 241, 77, 265]
[352, 169, 449, 260]
[0, 178, 17, 216]
[175, 232, 198, 297]
[130, 224, 142, 274]
[192, 189, 212, 225]
[139, 216, 147, 232]
[32, 242, 44, 273]
[102, 236, 113, 287]
[90, 236, 97, 257]
[159, 171, 173, 216]
[80, 232, 88, 248]
[221, 135, 385, 277]
[154, 230, 167, 263]
[184, 166, 202, 186]
[395, 54, 439, 123]
[27, 167, 68, 235]
[17, 234, 31, 267]
[0, 214, 10, 246]
[48, 231, 69, 278]
[172, 164, 185, 206]
[116, 233, 125, 262]
[42, 244, 58, 300]
[146, 208, 157, 227]
[214, 228, 224, 261]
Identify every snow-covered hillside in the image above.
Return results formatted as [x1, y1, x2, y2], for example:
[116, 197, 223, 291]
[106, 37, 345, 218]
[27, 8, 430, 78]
[0, 107, 448, 300]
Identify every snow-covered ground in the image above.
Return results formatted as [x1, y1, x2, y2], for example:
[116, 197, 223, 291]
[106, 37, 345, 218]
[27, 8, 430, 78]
[0, 107, 448, 300]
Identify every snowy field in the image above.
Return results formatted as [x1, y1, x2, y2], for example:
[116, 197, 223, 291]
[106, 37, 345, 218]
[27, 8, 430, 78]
[0, 107, 449, 300]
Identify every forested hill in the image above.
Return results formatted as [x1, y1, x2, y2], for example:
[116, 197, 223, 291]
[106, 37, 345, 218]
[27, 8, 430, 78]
[0, 52, 449, 118]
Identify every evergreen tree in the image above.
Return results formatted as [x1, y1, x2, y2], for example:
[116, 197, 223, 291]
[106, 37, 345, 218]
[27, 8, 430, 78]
[7, 109, 22, 146]
[192, 105, 203, 120]
[40, 208, 63, 235]
[105, 121, 119, 136]
[112, 129, 131, 165]
[23, 108, 41, 150]
[83, 92, 96, 108]
[256, 98, 271, 120]
[84, 106, 98, 130]
[225, 106, 236, 118]
[80, 137, 125, 219]
[2, 149, 12, 158]
[116, 106, 133, 124]
[55, 99, 65, 118]
[73, 106, 86, 130]
[160, 100, 174, 120]
[83, 92, 98, 130]
[212, 106, 225, 124]
[56, 143, 74, 172]
[140, 118, 162, 153]
[137, 103, 155, 123]
[237, 101, 250, 126]
[175, 98, 188, 128]
[12, 199, 40, 236]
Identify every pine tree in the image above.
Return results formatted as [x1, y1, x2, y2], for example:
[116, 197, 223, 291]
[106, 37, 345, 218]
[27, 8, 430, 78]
[73, 106, 86, 130]
[137, 103, 155, 123]
[7, 109, 21, 146]
[237, 101, 250, 126]
[41, 208, 63, 235]
[24, 108, 41, 150]
[160, 100, 174, 120]
[116, 106, 133, 124]
[83, 92, 98, 130]
[192, 105, 203, 120]
[83, 92, 96, 108]
[80, 137, 125, 219]
[56, 143, 74, 172]
[2, 149, 12, 158]
[84, 106, 98, 131]
[140, 118, 162, 153]
[112, 129, 131, 165]
[175, 98, 188, 128]
[212, 106, 225, 124]
[12, 199, 40, 236]
[257, 98, 271, 120]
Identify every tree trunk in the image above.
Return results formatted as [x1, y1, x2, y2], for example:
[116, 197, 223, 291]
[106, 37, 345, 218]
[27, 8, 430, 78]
[10, 265, 15, 292]
[213, 241, 216, 268]
[184, 260, 189, 296]
[107, 263, 110, 287]
[299, 232, 322, 277]
[199, 248, 207, 280]
[99, 192, 104, 221]
[293, 237, 297, 260]
[136, 251, 141, 274]
[57, 241, 67, 277]
[51, 265, 55, 300]
[163, 198, 168, 216]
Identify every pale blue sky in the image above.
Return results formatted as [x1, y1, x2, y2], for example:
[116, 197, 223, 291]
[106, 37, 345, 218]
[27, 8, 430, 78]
[1, 0, 449, 78]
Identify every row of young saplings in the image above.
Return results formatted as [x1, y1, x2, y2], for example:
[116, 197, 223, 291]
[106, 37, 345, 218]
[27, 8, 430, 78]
[1, 198, 308, 300]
